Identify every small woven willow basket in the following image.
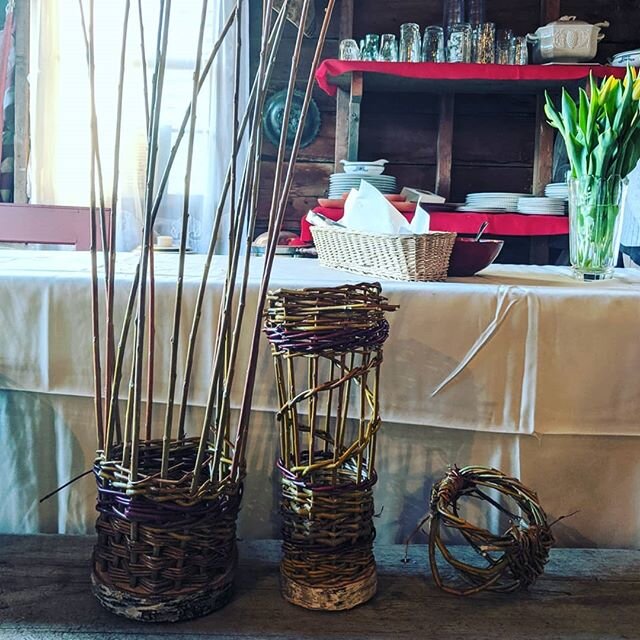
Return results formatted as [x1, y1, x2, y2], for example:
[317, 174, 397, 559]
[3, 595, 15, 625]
[311, 226, 456, 282]
[91, 439, 241, 622]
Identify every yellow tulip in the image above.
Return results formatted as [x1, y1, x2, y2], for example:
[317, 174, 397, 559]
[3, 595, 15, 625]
[600, 75, 617, 97]
[634, 78, 640, 101]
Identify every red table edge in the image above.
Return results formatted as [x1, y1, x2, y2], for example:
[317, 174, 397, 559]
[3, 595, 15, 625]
[315, 59, 627, 96]
[300, 207, 569, 243]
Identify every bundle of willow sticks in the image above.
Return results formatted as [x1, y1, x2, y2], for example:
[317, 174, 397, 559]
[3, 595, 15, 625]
[264, 284, 397, 610]
[80, 0, 335, 622]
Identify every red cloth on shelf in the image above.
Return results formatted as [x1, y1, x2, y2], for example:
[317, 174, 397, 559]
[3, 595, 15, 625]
[315, 60, 626, 96]
[300, 207, 569, 243]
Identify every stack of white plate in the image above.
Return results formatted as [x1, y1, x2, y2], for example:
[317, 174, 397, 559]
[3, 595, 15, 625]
[544, 182, 569, 200]
[517, 196, 567, 215]
[458, 192, 529, 212]
[327, 173, 397, 198]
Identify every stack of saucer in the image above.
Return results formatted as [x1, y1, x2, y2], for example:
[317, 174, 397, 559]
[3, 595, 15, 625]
[458, 192, 528, 212]
[544, 182, 569, 200]
[517, 196, 567, 215]
[327, 173, 397, 198]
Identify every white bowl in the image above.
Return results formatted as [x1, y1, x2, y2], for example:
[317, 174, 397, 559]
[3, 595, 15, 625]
[340, 159, 388, 176]
[611, 49, 640, 67]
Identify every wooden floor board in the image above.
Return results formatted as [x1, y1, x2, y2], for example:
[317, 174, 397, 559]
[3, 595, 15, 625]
[1, 535, 639, 639]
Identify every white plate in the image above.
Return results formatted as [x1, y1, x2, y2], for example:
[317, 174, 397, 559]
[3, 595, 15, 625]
[518, 211, 566, 216]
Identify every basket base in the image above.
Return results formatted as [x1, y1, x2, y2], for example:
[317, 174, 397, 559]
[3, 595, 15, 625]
[91, 562, 235, 622]
[280, 566, 377, 611]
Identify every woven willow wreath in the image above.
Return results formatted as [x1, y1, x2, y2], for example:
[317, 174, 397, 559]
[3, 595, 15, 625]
[428, 466, 555, 596]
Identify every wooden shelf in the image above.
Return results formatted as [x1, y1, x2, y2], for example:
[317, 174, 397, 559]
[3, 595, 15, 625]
[318, 61, 627, 96]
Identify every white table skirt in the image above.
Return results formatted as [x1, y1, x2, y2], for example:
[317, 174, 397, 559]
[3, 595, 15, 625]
[1, 250, 640, 546]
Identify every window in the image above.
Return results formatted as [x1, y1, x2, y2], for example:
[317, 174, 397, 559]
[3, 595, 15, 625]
[28, 0, 248, 251]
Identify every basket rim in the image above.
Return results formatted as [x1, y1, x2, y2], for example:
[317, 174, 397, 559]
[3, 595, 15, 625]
[310, 227, 457, 240]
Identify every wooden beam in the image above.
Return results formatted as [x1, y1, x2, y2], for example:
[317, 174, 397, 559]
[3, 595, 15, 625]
[540, 0, 561, 23]
[334, 87, 350, 168]
[338, 0, 354, 39]
[333, 0, 355, 169]
[532, 93, 555, 196]
[334, 72, 362, 168]
[532, 1, 561, 203]
[435, 94, 454, 200]
[13, 0, 29, 204]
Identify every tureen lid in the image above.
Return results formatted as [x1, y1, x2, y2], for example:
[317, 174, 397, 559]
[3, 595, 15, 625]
[541, 15, 609, 29]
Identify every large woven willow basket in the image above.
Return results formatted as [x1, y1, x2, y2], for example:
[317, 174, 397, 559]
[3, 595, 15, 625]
[311, 227, 456, 282]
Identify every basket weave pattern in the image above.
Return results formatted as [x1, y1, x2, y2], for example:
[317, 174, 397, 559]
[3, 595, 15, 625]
[91, 439, 241, 621]
[311, 227, 456, 282]
[264, 284, 396, 609]
[279, 463, 376, 588]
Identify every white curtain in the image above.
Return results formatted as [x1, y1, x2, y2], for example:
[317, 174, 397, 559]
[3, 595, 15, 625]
[28, 0, 249, 253]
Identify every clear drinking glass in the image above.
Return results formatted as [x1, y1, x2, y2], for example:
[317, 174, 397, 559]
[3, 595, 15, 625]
[467, 0, 486, 25]
[400, 23, 422, 62]
[447, 23, 472, 62]
[422, 26, 445, 62]
[443, 0, 465, 30]
[472, 22, 495, 63]
[378, 34, 399, 61]
[510, 35, 528, 65]
[496, 28, 513, 64]
[361, 34, 381, 61]
[339, 38, 360, 61]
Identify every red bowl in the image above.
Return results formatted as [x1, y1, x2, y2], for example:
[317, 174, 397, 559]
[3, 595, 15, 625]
[448, 238, 504, 276]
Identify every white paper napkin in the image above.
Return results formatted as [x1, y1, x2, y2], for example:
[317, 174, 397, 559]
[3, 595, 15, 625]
[340, 181, 430, 235]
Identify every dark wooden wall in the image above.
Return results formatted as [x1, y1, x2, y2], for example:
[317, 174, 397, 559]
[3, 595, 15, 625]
[253, 0, 640, 237]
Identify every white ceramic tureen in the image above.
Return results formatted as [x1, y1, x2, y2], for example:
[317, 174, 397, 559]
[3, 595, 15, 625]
[527, 16, 609, 63]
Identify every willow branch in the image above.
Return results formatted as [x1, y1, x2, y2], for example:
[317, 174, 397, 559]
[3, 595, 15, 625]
[103, 0, 130, 443]
[136, 0, 150, 131]
[176, 2, 288, 441]
[79, 0, 104, 450]
[160, 0, 210, 478]
[231, 0, 337, 480]
[129, 0, 171, 480]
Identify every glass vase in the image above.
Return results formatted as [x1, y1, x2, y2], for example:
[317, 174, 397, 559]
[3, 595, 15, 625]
[568, 175, 628, 281]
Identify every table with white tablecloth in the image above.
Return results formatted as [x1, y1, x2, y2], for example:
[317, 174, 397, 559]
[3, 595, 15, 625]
[1, 250, 640, 546]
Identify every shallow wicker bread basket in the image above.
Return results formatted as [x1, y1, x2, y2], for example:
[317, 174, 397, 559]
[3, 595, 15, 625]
[311, 226, 456, 282]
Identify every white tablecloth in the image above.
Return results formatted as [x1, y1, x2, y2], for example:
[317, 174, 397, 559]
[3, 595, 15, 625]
[2, 250, 640, 546]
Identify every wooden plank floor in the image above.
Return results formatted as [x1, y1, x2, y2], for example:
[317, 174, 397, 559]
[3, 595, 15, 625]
[1, 535, 640, 639]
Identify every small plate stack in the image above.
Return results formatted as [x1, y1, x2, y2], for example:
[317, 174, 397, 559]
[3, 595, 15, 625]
[458, 192, 528, 212]
[327, 173, 397, 199]
[544, 182, 569, 200]
[517, 196, 567, 216]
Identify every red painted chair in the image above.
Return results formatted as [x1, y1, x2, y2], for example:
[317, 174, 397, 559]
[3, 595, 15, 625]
[0, 203, 110, 250]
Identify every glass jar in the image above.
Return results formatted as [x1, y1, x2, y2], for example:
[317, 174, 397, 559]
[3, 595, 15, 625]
[400, 23, 422, 62]
[378, 34, 399, 61]
[447, 23, 472, 63]
[495, 28, 513, 64]
[422, 26, 445, 62]
[472, 22, 495, 63]
[510, 35, 528, 65]
[339, 39, 360, 61]
[443, 0, 464, 30]
[467, 0, 485, 25]
[361, 34, 380, 61]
